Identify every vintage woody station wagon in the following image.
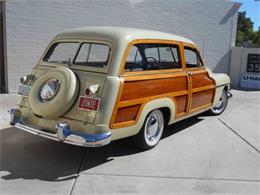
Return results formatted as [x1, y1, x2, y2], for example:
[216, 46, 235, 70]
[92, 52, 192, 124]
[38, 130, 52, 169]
[10, 27, 232, 150]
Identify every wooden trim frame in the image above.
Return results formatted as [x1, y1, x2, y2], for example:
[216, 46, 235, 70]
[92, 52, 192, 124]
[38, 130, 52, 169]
[109, 39, 216, 129]
[109, 73, 190, 129]
[110, 39, 189, 129]
[119, 39, 185, 75]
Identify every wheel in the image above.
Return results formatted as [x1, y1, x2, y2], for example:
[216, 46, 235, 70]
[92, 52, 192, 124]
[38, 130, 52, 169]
[133, 109, 164, 150]
[209, 89, 228, 115]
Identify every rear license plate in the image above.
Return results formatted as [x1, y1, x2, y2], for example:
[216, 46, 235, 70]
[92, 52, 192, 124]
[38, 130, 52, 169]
[18, 84, 31, 96]
[78, 96, 100, 112]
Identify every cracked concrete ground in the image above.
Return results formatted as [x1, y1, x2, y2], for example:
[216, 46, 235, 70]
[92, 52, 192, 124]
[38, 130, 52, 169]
[0, 90, 259, 195]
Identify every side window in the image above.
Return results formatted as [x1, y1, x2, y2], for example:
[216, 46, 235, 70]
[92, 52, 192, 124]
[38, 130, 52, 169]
[125, 46, 142, 71]
[127, 46, 139, 62]
[145, 47, 159, 61]
[159, 46, 180, 69]
[124, 43, 181, 72]
[159, 47, 174, 62]
[184, 47, 203, 68]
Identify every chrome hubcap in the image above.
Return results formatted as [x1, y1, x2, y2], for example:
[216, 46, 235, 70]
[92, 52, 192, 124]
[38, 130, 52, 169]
[144, 111, 164, 146]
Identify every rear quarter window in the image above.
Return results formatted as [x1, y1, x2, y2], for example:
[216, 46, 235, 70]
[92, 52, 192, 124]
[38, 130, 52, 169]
[184, 47, 203, 68]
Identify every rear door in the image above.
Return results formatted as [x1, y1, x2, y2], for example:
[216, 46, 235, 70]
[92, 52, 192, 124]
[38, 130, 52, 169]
[183, 43, 215, 113]
[110, 40, 189, 129]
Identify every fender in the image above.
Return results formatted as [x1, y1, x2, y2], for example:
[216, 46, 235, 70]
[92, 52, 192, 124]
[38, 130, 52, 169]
[110, 97, 176, 140]
[206, 68, 230, 106]
[212, 73, 230, 106]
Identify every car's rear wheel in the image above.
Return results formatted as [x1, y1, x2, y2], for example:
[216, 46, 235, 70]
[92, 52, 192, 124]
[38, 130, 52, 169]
[133, 109, 164, 150]
[209, 89, 228, 115]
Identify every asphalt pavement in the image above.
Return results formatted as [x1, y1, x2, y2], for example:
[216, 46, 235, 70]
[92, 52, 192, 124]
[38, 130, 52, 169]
[0, 90, 259, 195]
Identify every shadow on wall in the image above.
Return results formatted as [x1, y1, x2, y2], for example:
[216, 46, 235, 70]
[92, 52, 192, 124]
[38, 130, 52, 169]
[0, 116, 203, 181]
[213, 51, 231, 74]
[213, 3, 240, 75]
[219, 3, 240, 25]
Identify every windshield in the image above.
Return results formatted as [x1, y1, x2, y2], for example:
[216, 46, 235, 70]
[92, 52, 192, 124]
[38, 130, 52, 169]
[43, 42, 111, 68]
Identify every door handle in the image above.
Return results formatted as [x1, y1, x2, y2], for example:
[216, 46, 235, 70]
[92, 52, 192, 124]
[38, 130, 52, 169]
[188, 72, 193, 77]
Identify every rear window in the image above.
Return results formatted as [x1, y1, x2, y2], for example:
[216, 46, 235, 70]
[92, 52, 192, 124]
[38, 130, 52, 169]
[43, 42, 111, 68]
[74, 43, 110, 67]
[43, 42, 79, 64]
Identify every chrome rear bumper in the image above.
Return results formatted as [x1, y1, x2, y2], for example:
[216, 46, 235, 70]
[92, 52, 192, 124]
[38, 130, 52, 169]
[10, 109, 112, 147]
[14, 122, 111, 147]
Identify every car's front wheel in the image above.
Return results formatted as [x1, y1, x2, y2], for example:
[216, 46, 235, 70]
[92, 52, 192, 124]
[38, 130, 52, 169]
[133, 109, 164, 150]
[209, 89, 228, 115]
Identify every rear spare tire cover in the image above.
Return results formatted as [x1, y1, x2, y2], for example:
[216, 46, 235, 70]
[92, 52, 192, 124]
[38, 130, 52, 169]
[29, 67, 79, 119]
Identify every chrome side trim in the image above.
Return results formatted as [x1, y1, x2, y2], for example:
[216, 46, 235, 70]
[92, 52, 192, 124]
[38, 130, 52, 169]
[215, 84, 232, 98]
[216, 83, 230, 88]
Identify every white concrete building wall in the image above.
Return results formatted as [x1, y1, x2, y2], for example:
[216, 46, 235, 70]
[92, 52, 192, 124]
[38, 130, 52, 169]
[230, 47, 260, 88]
[5, 0, 239, 92]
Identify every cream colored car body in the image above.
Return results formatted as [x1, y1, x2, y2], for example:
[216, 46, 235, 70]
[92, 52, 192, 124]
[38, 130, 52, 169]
[12, 27, 231, 146]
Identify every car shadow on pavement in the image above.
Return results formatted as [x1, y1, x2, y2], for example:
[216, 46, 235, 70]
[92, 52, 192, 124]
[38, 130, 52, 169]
[0, 127, 86, 181]
[0, 116, 203, 181]
[83, 116, 204, 170]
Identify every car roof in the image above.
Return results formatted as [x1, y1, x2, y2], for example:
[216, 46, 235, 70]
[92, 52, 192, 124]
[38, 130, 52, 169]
[54, 26, 195, 45]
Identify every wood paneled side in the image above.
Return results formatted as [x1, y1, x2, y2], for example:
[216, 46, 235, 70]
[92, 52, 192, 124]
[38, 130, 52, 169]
[111, 40, 217, 128]
[121, 76, 188, 101]
[175, 95, 188, 114]
[191, 89, 214, 110]
[115, 105, 140, 123]
[192, 72, 215, 89]
[111, 74, 189, 127]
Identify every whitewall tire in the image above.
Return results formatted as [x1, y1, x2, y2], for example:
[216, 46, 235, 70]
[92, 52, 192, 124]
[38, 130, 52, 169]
[209, 90, 228, 115]
[133, 109, 164, 150]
